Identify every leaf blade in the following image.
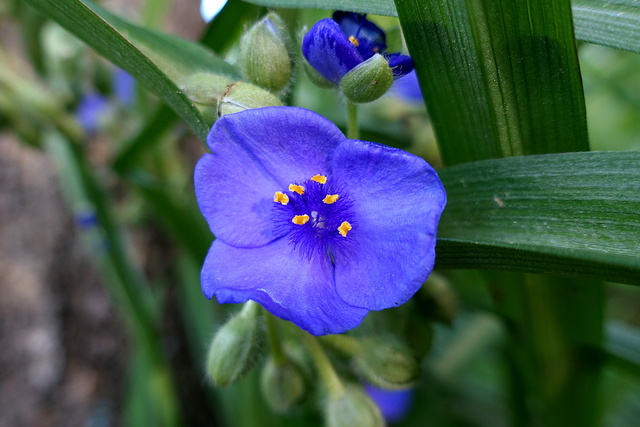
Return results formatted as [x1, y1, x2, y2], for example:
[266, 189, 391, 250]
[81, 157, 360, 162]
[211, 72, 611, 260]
[436, 151, 640, 285]
[246, 0, 640, 53]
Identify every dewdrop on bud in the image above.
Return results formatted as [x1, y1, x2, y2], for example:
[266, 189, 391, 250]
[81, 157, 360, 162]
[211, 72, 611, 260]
[217, 82, 283, 117]
[237, 13, 292, 92]
[260, 356, 306, 412]
[339, 54, 394, 103]
[206, 301, 263, 387]
[324, 385, 385, 427]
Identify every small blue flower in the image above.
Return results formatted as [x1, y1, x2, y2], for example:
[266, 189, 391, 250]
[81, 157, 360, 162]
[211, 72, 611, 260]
[364, 384, 414, 423]
[194, 107, 445, 335]
[75, 93, 110, 135]
[302, 12, 414, 85]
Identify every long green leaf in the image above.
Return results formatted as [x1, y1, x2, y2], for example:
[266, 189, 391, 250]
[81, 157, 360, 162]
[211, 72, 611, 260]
[436, 151, 640, 285]
[395, 0, 588, 165]
[573, 0, 640, 54]
[23, 0, 240, 140]
[247, 0, 640, 54]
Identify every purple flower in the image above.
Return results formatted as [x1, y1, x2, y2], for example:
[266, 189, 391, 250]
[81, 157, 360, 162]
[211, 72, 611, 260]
[75, 93, 110, 135]
[302, 12, 414, 84]
[364, 384, 414, 423]
[194, 107, 445, 335]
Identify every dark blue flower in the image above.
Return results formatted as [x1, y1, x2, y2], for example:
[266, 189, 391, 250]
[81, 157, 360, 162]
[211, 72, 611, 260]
[194, 107, 445, 335]
[302, 12, 414, 84]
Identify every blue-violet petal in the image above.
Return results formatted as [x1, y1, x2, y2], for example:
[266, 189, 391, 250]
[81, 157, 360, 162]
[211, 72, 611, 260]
[302, 19, 363, 84]
[387, 54, 415, 78]
[201, 238, 369, 335]
[331, 139, 446, 310]
[194, 107, 345, 248]
[332, 11, 387, 60]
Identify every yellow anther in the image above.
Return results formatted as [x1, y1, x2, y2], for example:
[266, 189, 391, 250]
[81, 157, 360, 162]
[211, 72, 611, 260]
[311, 174, 327, 184]
[338, 221, 352, 237]
[348, 36, 360, 47]
[273, 191, 289, 205]
[289, 184, 305, 195]
[292, 214, 310, 225]
[322, 194, 339, 204]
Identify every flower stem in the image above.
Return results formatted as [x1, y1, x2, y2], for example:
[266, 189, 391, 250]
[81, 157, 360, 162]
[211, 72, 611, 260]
[265, 311, 287, 365]
[302, 332, 345, 399]
[346, 100, 359, 140]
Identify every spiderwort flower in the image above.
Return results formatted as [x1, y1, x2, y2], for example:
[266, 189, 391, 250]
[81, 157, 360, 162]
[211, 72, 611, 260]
[302, 12, 414, 85]
[195, 107, 445, 335]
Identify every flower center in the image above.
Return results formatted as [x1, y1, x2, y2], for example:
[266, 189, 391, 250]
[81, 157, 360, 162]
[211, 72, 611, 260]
[272, 174, 356, 261]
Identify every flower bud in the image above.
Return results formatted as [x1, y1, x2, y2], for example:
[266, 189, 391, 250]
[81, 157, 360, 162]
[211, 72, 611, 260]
[260, 356, 306, 413]
[237, 13, 292, 92]
[353, 338, 420, 390]
[324, 385, 385, 427]
[217, 82, 283, 117]
[206, 301, 263, 387]
[180, 72, 232, 106]
[339, 54, 394, 103]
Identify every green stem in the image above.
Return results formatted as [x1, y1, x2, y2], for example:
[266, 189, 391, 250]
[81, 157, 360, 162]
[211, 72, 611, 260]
[302, 332, 345, 398]
[346, 101, 359, 140]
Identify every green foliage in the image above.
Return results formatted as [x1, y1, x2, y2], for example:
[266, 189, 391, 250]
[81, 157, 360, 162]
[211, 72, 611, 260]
[4, 0, 640, 425]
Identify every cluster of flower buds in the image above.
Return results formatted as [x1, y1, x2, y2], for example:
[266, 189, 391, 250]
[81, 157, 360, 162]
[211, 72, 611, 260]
[205, 299, 429, 424]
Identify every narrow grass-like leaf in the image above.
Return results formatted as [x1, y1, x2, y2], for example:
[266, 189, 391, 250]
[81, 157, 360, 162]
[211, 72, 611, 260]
[44, 131, 182, 426]
[23, 0, 240, 140]
[395, 0, 588, 165]
[246, 0, 396, 15]
[436, 151, 640, 285]
[248, 0, 640, 53]
[573, 0, 640, 54]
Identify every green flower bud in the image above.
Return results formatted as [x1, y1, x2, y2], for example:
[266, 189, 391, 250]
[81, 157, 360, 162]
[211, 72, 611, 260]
[180, 72, 231, 106]
[322, 334, 419, 390]
[324, 385, 385, 427]
[260, 356, 306, 413]
[237, 13, 292, 92]
[353, 338, 420, 390]
[217, 82, 284, 117]
[339, 54, 394, 103]
[206, 301, 263, 387]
